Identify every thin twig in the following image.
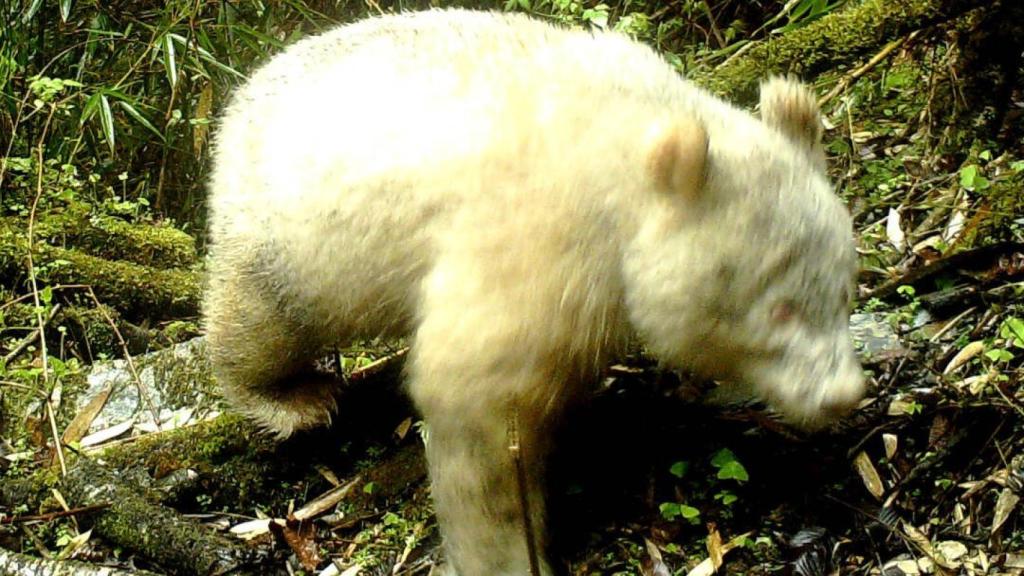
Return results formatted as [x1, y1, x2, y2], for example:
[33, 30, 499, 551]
[0, 503, 110, 524]
[27, 102, 67, 477]
[3, 303, 61, 365]
[347, 347, 409, 382]
[699, 0, 726, 49]
[0, 284, 87, 311]
[928, 306, 976, 343]
[819, 31, 920, 107]
[84, 287, 162, 429]
[507, 410, 541, 576]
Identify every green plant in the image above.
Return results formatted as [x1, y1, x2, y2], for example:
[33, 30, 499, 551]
[659, 502, 701, 524]
[710, 448, 749, 482]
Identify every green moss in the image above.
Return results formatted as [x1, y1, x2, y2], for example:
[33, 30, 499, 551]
[17, 201, 197, 269]
[61, 458, 257, 573]
[701, 0, 988, 103]
[0, 228, 200, 321]
[95, 414, 295, 508]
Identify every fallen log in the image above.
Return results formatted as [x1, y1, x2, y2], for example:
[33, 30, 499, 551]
[700, 0, 992, 102]
[60, 457, 264, 575]
[0, 229, 200, 321]
[8, 201, 197, 270]
[0, 546, 163, 576]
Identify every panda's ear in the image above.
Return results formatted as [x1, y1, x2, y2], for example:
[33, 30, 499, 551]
[760, 76, 826, 172]
[646, 116, 708, 202]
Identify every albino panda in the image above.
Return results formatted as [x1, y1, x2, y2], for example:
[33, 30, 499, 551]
[203, 9, 864, 575]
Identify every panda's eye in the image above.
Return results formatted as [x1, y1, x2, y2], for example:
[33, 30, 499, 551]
[770, 300, 798, 324]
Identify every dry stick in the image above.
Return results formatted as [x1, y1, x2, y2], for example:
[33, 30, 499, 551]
[929, 306, 977, 343]
[819, 31, 921, 107]
[27, 103, 67, 477]
[84, 286, 162, 429]
[3, 303, 61, 364]
[0, 502, 110, 524]
[0, 284, 88, 312]
[755, 0, 802, 36]
[347, 347, 409, 382]
[699, 0, 727, 49]
[712, 0, 799, 70]
[508, 410, 541, 576]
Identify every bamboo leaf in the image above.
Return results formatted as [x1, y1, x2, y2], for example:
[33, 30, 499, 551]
[162, 34, 177, 89]
[99, 94, 116, 155]
[170, 33, 246, 80]
[116, 100, 165, 142]
[21, 0, 44, 23]
[232, 24, 286, 49]
[80, 92, 101, 125]
[198, 51, 246, 80]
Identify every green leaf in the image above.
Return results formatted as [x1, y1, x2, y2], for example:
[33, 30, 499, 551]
[362, 481, 376, 494]
[169, 33, 246, 80]
[710, 448, 738, 468]
[896, 285, 916, 299]
[679, 505, 700, 519]
[162, 34, 177, 89]
[40, 285, 53, 304]
[116, 101, 165, 142]
[98, 94, 116, 155]
[669, 461, 689, 479]
[49, 357, 67, 377]
[21, 0, 44, 23]
[659, 502, 680, 521]
[80, 92, 100, 124]
[717, 461, 749, 482]
[715, 490, 738, 506]
[59, 0, 72, 21]
[984, 349, 1013, 363]
[959, 164, 978, 189]
[1000, 317, 1024, 348]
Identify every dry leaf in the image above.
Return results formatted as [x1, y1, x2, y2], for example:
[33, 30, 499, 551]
[943, 341, 984, 374]
[79, 419, 135, 448]
[1005, 553, 1024, 569]
[684, 532, 751, 576]
[887, 396, 918, 416]
[882, 433, 898, 459]
[936, 541, 967, 565]
[928, 413, 952, 449]
[54, 528, 92, 561]
[887, 208, 905, 251]
[706, 523, 723, 571]
[990, 487, 1020, 537]
[273, 516, 322, 572]
[316, 465, 342, 487]
[853, 451, 885, 499]
[643, 538, 671, 576]
[901, 521, 954, 570]
[229, 518, 275, 539]
[61, 382, 115, 445]
[293, 476, 361, 521]
[912, 235, 943, 256]
[394, 417, 413, 441]
[193, 82, 214, 159]
[320, 563, 361, 576]
[942, 194, 968, 244]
